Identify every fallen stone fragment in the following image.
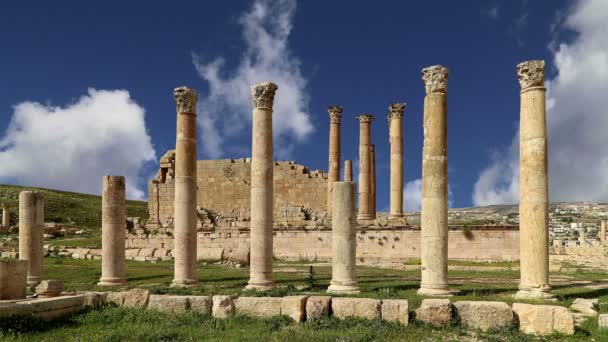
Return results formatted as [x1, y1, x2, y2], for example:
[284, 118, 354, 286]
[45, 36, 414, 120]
[513, 303, 575, 336]
[188, 296, 212, 315]
[381, 299, 409, 325]
[331, 297, 381, 320]
[234, 297, 282, 318]
[306, 296, 331, 320]
[148, 295, 189, 313]
[212, 295, 234, 318]
[453, 301, 513, 332]
[415, 299, 453, 326]
[281, 296, 308, 322]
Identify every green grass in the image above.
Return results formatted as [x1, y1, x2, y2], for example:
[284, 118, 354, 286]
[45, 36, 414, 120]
[0, 184, 148, 248]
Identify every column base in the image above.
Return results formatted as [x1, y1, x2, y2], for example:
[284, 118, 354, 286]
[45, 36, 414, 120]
[417, 287, 457, 297]
[327, 282, 360, 295]
[357, 214, 373, 220]
[170, 279, 198, 288]
[27, 276, 42, 287]
[245, 281, 276, 291]
[97, 277, 127, 286]
[514, 288, 555, 300]
[389, 213, 404, 219]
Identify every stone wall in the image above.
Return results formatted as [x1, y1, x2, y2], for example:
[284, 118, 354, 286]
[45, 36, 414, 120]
[126, 226, 520, 262]
[148, 158, 328, 226]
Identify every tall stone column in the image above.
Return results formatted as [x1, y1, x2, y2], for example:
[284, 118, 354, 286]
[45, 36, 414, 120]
[600, 220, 606, 243]
[344, 160, 353, 182]
[357, 114, 374, 220]
[2, 203, 9, 228]
[515, 60, 553, 299]
[247, 82, 278, 291]
[171, 86, 199, 288]
[388, 103, 405, 218]
[370, 144, 377, 219]
[418, 65, 452, 297]
[327, 181, 359, 294]
[98, 176, 127, 286]
[327, 106, 343, 216]
[19, 191, 44, 286]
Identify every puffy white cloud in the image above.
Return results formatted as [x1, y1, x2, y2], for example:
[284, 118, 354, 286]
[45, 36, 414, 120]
[0, 89, 156, 199]
[473, 0, 608, 205]
[403, 178, 454, 212]
[193, 0, 314, 159]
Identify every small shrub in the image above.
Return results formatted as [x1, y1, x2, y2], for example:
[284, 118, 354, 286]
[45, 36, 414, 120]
[306, 265, 317, 289]
[265, 315, 293, 331]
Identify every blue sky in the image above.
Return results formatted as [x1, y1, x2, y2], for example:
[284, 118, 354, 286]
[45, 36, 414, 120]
[1, 0, 607, 210]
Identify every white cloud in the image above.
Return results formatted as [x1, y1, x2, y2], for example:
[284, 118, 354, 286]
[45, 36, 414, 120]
[403, 178, 454, 212]
[0, 89, 156, 200]
[193, 0, 314, 159]
[473, 0, 608, 206]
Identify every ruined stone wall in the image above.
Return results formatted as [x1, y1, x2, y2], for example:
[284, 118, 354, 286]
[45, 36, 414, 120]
[148, 158, 328, 226]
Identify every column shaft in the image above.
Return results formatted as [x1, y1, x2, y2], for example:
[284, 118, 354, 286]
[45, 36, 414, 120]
[2, 203, 9, 228]
[327, 181, 359, 294]
[370, 144, 376, 219]
[389, 103, 405, 218]
[344, 160, 353, 182]
[98, 176, 127, 286]
[327, 106, 343, 216]
[19, 191, 44, 285]
[172, 87, 198, 287]
[357, 115, 374, 220]
[601, 220, 606, 243]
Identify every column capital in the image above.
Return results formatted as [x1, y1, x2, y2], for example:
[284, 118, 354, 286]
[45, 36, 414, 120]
[357, 114, 374, 123]
[328, 106, 344, 124]
[173, 86, 198, 114]
[251, 82, 278, 109]
[388, 103, 406, 121]
[517, 60, 545, 90]
[422, 65, 449, 94]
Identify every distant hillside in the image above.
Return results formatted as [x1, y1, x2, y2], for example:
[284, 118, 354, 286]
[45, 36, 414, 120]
[0, 184, 148, 232]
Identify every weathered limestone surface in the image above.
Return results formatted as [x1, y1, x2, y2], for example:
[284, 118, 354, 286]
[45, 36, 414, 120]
[516, 60, 552, 299]
[212, 295, 235, 318]
[19, 191, 44, 285]
[108, 288, 150, 308]
[370, 144, 377, 219]
[388, 103, 405, 218]
[327, 106, 343, 216]
[83, 292, 108, 308]
[512, 303, 574, 336]
[601, 220, 606, 243]
[281, 295, 308, 322]
[35, 280, 64, 298]
[328, 182, 359, 294]
[415, 299, 453, 326]
[418, 65, 452, 297]
[172, 86, 199, 288]
[381, 299, 409, 325]
[306, 296, 332, 320]
[453, 301, 513, 332]
[247, 82, 278, 291]
[188, 296, 213, 315]
[344, 160, 353, 182]
[234, 296, 282, 318]
[331, 297, 381, 320]
[357, 114, 374, 220]
[148, 295, 189, 313]
[21, 295, 85, 321]
[570, 298, 598, 316]
[99, 175, 127, 286]
[598, 314, 608, 329]
[2, 202, 9, 228]
[0, 259, 27, 300]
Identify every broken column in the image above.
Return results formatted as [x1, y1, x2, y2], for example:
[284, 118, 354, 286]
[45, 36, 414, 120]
[515, 60, 553, 299]
[98, 175, 127, 286]
[370, 144, 377, 219]
[327, 106, 343, 216]
[247, 82, 278, 291]
[171, 86, 199, 288]
[357, 114, 374, 220]
[2, 203, 9, 228]
[600, 220, 606, 243]
[418, 65, 452, 297]
[388, 103, 405, 218]
[344, 160, 353, 182]
[19, 191, 44, 286]
[327, 181, 359, 294]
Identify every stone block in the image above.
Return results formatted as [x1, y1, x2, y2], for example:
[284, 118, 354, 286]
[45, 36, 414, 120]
[512, 303, 575, 336]
[148, 295, 189, 313]
[125, 249, 140, 258]
[570, 298, 598, 316]
[197, 247, 224, 261]
[381, 299, 409, 325]
[234, 297, 282, 318]
[415, 299, 453, 326]
[83, 292, 108, 308]
[306, 296, 332, 320]
[0, 259, 27, 300]
[0, 301, 35, 318]
[19, 295, 85, 321]
[138, 248, 155, 257]
[598, 314, 608, 329]
[453, 301, 513, 332]
[122, 288, 149, 308]
[188, 296, 212, 315]
[212, 295, 235, 318]
[281, 296, 308, 322]
[35, 280, 64, 298]
[331, 297, 381, 320]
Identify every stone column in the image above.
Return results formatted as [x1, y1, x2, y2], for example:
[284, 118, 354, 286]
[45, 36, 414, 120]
[418, 65, 452, 297]
[388, 103, 405, 218]
[357, 114, 374, 220]
[327, 106, 343, 216]
[19, 191, 44, 286]
[370, 144, 377, 219]
[247, 82, 278, 291]
[600, 220, 606, 243]
[171, 86, 199, 288]
[98, 176, 127, 286]
[515, 60, 553, 299]
[2, 203, 9, 228]
[327, 181, 359, 294]
[344, 160, 353, 182]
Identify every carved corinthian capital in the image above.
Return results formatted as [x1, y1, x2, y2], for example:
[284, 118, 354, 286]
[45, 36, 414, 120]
[173, 86, 198, 114]
[357, 114, 374, 123]
[422, 65, 449, 94]
[517, 60, 545, 90]
[328, 106, 344, 124]
[388, 103, 406, 121]
[251, 82, 278, 109]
